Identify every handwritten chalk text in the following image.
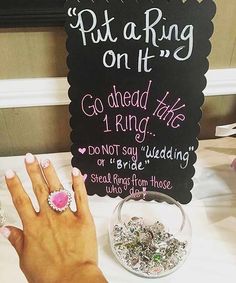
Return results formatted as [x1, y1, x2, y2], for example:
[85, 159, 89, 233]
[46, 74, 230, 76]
[69, 8, 194, 61]
[142, 145, 194, 169]
[152, 92, 186, 128]
[108, 80, 151, 110]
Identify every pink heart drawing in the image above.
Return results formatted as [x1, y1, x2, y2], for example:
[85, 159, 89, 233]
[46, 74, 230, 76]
[78, 147, 86, 154]
[83, 174, 88, 181]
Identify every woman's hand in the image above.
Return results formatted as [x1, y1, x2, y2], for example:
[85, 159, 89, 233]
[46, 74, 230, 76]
[0, 153, 107, 283]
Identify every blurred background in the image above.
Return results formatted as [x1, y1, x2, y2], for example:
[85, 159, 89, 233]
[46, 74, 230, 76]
[0, 0, 235, 156]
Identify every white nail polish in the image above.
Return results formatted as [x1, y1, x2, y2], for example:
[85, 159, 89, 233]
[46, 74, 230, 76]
[0, 227, 11, 238]
[72, 167, 81, 177]
[41, 159, 50, 169]
[25, 153, 35, 164]
[5, 170, 15, 179]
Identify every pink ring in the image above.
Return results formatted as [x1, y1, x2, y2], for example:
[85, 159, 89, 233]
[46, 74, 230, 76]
[48, 189, 72, 212]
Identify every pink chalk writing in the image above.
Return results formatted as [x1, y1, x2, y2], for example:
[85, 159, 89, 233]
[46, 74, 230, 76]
[152, 91, 186, 128]
[131, 174, 149, 187]
[103, 114, 150, 143]
[80, 82, 187, 145]
[113, 174, 131, 189]
[108, 80, 152, 110]
[87, 145, 139, 162]
[83, 174, 88, 181]
[78, 147, 86, 154]
[91, 173, 130, 190]
[88, 144, 120, 156]
[106, 185, 124, 195]
[122, 146, 138, 162]
[89, 172, 173, 195]
[150, 176, 172, 190]
[81, 94, 104, 117]
[91, 173, 112, 184]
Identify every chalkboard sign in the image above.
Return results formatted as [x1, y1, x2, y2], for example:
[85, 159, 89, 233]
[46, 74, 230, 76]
[66, 0, 216, 204]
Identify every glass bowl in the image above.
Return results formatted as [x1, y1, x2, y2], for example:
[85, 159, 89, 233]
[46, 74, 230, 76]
[109, 191, 191, 278]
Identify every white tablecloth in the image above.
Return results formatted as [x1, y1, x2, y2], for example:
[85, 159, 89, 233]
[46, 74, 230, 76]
[0, 137, 236, 283]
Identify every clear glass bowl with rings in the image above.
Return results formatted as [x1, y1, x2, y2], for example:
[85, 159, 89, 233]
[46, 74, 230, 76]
[109, 191, 192, 278]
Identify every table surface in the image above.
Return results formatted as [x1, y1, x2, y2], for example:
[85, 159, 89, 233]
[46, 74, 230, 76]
[0, 137, 236, 283]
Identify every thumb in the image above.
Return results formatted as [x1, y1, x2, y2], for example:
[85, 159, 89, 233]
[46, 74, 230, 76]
[0, 226, 24, 255]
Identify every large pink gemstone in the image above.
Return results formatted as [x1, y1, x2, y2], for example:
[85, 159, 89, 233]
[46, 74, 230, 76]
[51, 191, 69, 209]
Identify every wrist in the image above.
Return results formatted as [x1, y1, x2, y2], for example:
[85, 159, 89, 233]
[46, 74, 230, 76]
[28, 262, 107, 283]
[61, 262, 107, 283]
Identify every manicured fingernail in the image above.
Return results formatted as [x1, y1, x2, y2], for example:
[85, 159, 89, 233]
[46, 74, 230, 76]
[231, 159, 236, 171]
[72, 167, 81, 176]
[0, 227, 11, 238]
[5, 169, 15, 179]
[25, 153, 35, 164]
[41, 159, 50, 169]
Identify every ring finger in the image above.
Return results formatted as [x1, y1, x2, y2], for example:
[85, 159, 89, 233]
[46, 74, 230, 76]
[41, 159, 73, 215]
[40, 159, 62, 192]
